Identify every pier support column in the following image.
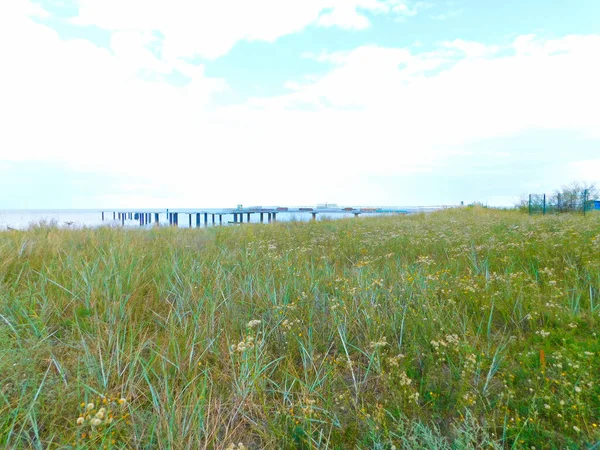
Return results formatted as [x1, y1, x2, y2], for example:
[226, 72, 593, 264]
[121, 214, 125, 226]
[155, 213, 159, 224]
[272, 213, 277, 222]
[246, 213, 251, 222]
[219, 215, 223, 225]
[196, 213, 201, 227]
[113, 212, 116, 220]
[260, 212, 264, 223]
[233, 213, 237, 223]
[312, 212, 317, 221]
[240, 213, 243, 223]
[354, 213, 359, 218]
[204, 213, 208, 227]
[189, 214, 192, 228]
[212, 214, 215, 225]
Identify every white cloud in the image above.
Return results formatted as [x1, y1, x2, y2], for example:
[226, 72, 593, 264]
[317, 6, 372, 30]
[1, 2, 599, 206]
[442, 39, 500, 58]
[66, 0, 424, 60]
[566, 159, 600, 183]
[431, 9, 462, 21]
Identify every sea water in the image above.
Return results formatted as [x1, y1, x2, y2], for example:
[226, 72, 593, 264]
[0, 209, 373, 230]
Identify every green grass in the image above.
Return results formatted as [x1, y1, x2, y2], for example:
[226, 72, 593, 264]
[0, 208, 599, 449]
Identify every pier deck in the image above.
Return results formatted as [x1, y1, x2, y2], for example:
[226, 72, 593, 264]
[99, 206, 434, 227]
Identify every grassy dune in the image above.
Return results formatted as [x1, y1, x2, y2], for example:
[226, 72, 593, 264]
[0, 208, 599, 449]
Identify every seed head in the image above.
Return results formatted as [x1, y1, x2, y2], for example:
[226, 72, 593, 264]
[91, 418, 102, 427]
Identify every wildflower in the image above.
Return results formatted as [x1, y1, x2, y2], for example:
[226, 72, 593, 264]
[544, 404, 551, 410]
[398, 371, 412, 386]
[118, 398, 127, 405]
[573, 426, 581, 433]
[77, 417, 85, 425]
[247, 319, 261, 329]
[95, 408, 106, 419]
[575, 386, 582, 393]
[86, 403, 95, 411]
[91, 418, 102, 427]
[369, 337, 388, 349]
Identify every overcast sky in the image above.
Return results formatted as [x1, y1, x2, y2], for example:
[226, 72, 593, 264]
[1, 0, 599, 209]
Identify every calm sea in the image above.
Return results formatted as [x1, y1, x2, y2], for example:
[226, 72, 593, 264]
[0, 209, 379, 230]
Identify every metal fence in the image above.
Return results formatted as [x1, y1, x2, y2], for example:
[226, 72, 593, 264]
[528, 190, 595, 215]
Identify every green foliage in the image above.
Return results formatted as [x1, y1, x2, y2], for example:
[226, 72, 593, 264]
[0, 209, 599, 448]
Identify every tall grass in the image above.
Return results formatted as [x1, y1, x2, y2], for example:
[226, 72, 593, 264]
[0, 208, 599, 449]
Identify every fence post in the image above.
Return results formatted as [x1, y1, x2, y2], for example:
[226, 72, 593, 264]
[528, 194, 532, 215]
[583, 189, 588, 216]
[543, 194, 546, 215]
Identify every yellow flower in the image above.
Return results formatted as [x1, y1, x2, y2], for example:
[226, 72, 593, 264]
[118, 398, 127, 405]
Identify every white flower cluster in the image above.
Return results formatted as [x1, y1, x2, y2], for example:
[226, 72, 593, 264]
[230, 335, 255, 353]
[369, 336, 388, 349]
[226, 443, 247, 450]
[246, 319, 261, 329]
[535, 330, 551, 338]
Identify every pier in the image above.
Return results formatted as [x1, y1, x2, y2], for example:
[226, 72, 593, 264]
[99, 206, 417, 227]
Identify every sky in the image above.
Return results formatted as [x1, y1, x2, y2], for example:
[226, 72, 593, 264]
[1, 0, 599, 209]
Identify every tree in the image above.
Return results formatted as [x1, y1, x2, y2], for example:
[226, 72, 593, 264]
[551, 182, 597, 212]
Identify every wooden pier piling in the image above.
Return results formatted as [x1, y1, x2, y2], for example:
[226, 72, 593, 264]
[101, 206, 410, 229]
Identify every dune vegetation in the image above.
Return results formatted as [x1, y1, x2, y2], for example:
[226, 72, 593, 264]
[0, 208, 599, 449]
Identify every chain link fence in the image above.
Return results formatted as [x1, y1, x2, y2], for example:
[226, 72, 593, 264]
[528, 190, 596, 215]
